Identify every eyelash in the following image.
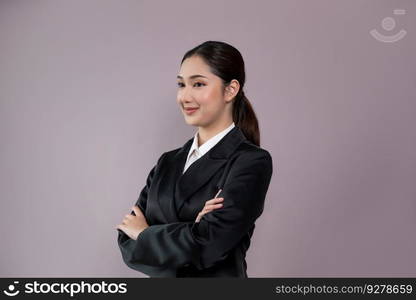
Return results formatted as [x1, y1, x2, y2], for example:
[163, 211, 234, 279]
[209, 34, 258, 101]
[177, 82, 205, 88]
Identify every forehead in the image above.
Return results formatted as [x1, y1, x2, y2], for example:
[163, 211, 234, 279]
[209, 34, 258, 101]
[178, 56, 212, 80]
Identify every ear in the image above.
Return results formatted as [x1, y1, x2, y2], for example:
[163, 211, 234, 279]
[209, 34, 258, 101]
[225, 79, 240, 103]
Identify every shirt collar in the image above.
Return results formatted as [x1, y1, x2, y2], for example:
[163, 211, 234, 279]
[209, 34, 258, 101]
[187, 122, 235, 160]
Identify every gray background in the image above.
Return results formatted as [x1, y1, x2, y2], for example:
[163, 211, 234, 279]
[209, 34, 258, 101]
[0, 0, 415, 277]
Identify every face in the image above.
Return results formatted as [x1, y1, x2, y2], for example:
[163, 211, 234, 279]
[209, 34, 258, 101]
[176, 55, 232, 128]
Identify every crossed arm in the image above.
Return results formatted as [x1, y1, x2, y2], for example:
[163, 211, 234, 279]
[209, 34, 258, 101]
[116, 150, 273, 275]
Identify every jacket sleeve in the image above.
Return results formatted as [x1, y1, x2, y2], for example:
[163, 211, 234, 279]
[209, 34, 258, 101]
[119, 149, 273, 271]
[117, 152, 177, 277]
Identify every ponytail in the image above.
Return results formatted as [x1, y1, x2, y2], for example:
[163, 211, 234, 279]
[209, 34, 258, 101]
[232, 89, 260, 146]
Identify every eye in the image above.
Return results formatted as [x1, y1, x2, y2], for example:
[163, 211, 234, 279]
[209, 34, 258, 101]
[177, 82, 205, 88]
[194, 82, 205, 87]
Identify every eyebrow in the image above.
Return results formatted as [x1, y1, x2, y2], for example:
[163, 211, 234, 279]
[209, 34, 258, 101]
[177, 74, 208, 80]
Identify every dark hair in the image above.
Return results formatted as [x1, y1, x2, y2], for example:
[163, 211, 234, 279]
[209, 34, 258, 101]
[180, 40, 260, 147]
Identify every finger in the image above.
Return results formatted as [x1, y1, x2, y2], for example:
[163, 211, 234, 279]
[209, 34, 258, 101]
[201, 206, 219, 214]
[201, 207, 214, 214]
[211, 197, 224, 203]
[202, 204, 223, 214]
[198, 211, 207, 218]
[203, 203, 223, 211]
[116, 224, 125, 231]
[200, 208, 211, 214]
[196, 212, 205, 222]
[132, 205, 142, 216]
[197, 210, 209, 221]
[117, 224, 126, 232]
[211, 203, 224, 208]
[205, 197, 224, 205]
[201, 208, 217, 215]
[214, 189, 222, 198]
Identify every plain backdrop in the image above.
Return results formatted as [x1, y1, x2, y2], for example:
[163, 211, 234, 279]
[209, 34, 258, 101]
[0, 0, 415, 277]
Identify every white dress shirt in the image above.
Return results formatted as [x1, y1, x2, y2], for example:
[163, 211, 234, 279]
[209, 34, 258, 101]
[182, 122, 235, 174]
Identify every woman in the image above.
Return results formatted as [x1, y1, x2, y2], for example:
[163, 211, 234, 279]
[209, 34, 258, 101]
[116, 40, 273, 277]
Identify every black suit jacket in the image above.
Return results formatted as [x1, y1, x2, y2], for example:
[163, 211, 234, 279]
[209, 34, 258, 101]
[117, 126, 273, 277]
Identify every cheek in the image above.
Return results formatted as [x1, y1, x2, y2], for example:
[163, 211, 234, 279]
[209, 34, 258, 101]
[176, 92, 183, 104]
[198, 89, 222, 108]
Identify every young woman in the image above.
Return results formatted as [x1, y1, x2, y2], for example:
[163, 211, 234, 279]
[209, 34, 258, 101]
[116, 40, 273, 277]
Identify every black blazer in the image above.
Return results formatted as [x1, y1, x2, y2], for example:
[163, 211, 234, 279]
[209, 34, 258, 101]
[117, 126, 273, 277]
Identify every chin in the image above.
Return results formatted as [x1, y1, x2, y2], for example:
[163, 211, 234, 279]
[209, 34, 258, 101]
[183, 117, 201, 126]
[184, 120, 198, 126]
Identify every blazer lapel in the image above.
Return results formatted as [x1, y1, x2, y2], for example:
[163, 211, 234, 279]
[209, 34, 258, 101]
[155, 137, 192, 223]
[175, 126, 247, 214]
[157, 125, 247, 222]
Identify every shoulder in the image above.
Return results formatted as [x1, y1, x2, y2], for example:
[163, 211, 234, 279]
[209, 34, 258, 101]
[233, 140, 273, 164]
[154, 145, 183, 166]
[159, 146, 182, 159]
[220, 140, 274, 179]
[221, 141, 273, 188]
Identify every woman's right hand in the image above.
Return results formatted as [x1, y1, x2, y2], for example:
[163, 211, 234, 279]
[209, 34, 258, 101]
[195, 197, 224, 223]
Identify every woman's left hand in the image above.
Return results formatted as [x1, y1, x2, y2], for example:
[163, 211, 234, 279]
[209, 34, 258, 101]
[116, 206, 149, 240]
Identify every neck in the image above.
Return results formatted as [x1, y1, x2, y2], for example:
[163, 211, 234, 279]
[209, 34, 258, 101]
[197, 118, 233, 147]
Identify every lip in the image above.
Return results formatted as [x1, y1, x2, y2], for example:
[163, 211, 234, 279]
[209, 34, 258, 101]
[184, 107, 199, 115]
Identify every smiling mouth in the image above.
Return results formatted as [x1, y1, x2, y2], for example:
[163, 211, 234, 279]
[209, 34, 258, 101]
[184, 107, 199, 114]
